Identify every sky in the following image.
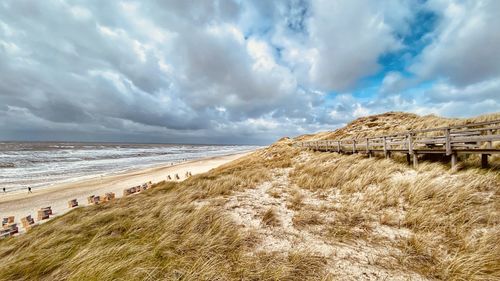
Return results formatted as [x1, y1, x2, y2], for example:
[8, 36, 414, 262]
[0, 0, 499, 145]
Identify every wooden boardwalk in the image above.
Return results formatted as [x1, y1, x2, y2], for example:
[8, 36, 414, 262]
[296, 120, 500, 168]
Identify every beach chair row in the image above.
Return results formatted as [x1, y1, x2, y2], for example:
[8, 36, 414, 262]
[84, 192, 116, 205]
[123, 181, 153, 196]
[2, 181, 156, 239]
[1, 206, 52, 238]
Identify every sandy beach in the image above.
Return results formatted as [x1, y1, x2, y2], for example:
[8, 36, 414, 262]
[0, 151, 252, 227]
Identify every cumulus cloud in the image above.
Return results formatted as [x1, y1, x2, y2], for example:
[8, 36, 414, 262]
[411, 0, 500, 86]
[306, 0, 408, 91]
[0, 0, 498, 144]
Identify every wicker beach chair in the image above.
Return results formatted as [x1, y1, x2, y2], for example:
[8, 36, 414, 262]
[0, 223, 18, 238]
[37, 208, 50, 220]
[68, 199, 78, 208]
[21, 215, 36, 230]
[103, 192, 115, 202]
[123, 188, 132, 196]
[42, 206, 52, 215]
[2, 216, 14, 227]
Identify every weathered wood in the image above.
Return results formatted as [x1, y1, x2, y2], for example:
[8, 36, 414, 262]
[481, 154, 488, 168]
[297, 119, 500, 169]
[487, 129, 493, 149]
[445, 128, 452, 156]
[408, 133, 413, 155]
[383, 137, 388, 158]
[366, 138, 370, 157]
[451, 153, 458, 167]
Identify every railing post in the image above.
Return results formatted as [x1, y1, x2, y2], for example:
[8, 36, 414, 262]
[445, 128, 452, 156]
[408, 133, 417, 167]
[325, 140, 329, 151]
[366, 138, 370, 157]
[487, 129, 493, 149]
[451, 153, 458, 168]
[383, 137, 388, 158]
[482, 129, 493, 168]
[407, 133, 413, 155]
[352, 140, 356, 153]
[337, 141, 341, 153]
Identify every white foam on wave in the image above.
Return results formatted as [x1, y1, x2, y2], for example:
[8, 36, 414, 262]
[0, 143, 259, 192]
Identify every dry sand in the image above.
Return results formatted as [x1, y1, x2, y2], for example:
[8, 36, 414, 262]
[0, 152, 252, 226]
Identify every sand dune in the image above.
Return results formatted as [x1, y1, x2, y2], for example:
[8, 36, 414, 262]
[0, 152, 252, 227]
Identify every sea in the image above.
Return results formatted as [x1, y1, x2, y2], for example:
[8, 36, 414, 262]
[0, 142, 259, 193]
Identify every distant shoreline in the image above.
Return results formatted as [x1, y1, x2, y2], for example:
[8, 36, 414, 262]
[0, 142, 261, 193]
[0, 150, 255, 228]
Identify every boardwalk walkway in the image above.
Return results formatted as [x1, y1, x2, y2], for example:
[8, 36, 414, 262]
[296, 119, 500, 168]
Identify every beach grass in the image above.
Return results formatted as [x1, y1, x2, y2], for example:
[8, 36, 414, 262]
[0, 112, 498, 280]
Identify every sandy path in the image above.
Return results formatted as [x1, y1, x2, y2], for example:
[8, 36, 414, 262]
[0, 152, 252, 226]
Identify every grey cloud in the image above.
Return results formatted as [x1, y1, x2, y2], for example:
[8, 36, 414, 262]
[411, 0, 500, 86]
[0, 0, 498, 145]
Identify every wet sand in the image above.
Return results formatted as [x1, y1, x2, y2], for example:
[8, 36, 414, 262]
[0, 152, 252, 226]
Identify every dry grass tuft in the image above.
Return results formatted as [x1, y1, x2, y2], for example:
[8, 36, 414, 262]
[289, 136, 499, 280]
[261, 208, 281, 227]
[0, 149, 325, 280]
[292, 210, 323, 227]
[287, 189, 305, 210]
[1, 111, 498, 280]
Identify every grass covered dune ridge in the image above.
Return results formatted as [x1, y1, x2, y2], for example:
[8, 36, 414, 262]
[0, 112, 498, 280]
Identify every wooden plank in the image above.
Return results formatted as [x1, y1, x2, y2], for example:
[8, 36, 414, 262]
[383, 137, 388, 158]
[408, 133, 413, 155]
[451, 135, 500, 143]
[487, 129, 493, 149]
[445, 128, 452, 156]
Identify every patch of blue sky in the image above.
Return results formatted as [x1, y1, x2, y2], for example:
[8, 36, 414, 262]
[379, 6, 439, 74]
[343, 7, 439, 100]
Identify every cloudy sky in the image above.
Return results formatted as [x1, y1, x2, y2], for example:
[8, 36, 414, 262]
[0, 0, 499, 144]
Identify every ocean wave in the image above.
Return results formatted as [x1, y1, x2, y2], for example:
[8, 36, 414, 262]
[0, 162, 15, 168]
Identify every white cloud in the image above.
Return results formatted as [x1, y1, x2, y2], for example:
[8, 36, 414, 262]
[306, 0, 407, 91]
[0, 0, 497, 144]
[411, 0, 500, 86]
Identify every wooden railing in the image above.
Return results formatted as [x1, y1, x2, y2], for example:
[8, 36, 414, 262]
[296, 119, 500, 168]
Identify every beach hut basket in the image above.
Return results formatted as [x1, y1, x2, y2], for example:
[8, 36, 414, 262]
[21, 215, 36, 230]
[37, 208, 50, 220]
[2, 216, 14, 227]
[68, 199, 78, 208]
[103, 192, 115, 202]
[0, 223, 18, 238]
[42, 207, 52, 215]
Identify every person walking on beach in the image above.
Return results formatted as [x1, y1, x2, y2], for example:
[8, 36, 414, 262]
[28, 186, 32, 193]
[2, 187, 5, 193]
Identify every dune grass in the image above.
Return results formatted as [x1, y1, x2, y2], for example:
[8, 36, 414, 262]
[0, 112, 498, 280]
[0, 141, 327, 281]
[289, 151, 499, 280]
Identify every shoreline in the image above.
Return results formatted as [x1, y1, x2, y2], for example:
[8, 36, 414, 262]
[0, 151, 254, 226]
